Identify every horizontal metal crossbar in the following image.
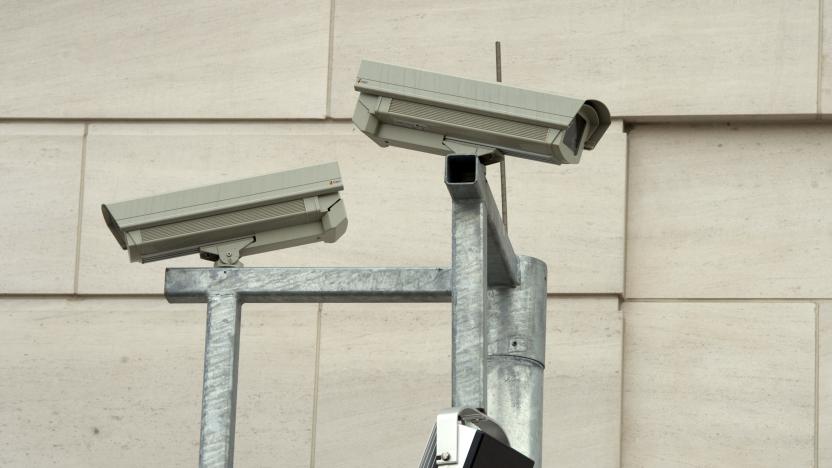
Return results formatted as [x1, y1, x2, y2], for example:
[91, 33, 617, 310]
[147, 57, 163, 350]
[165, 267, 452, 303]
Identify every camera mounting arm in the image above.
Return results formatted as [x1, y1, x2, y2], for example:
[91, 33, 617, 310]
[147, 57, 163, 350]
[444, 140, 504, 166]
[199, 238, 254, 267]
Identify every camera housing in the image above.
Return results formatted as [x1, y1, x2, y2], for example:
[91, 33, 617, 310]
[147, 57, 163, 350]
[419, 408, 534, 468]
[102, 162, 347, 264]
[353, 60, 610, 165]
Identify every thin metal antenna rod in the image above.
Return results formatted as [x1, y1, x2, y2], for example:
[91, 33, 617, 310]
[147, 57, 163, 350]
[495, 41, 502, 83]
[496, 41, 508, 230]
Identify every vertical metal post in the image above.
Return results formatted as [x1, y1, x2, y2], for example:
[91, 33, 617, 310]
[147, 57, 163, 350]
[487, 256, 547, 466]
[199, 292, 242, 468]
[451, 198, 489, 410]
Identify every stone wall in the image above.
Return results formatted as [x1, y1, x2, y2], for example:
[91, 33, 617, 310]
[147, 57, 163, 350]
[1, 1, 830, 467]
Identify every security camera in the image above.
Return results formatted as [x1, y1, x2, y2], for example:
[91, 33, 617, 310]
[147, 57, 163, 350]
[102, 162, 347, 266]
[353, 60, 610, 165]
[419, 408, 534, 468]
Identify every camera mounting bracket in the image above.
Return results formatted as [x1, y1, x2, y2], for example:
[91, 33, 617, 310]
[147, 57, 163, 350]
[199, 237, 255, 267]
[444, 139, 504, 165]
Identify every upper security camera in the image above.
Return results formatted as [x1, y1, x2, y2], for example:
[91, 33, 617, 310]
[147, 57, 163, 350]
[353, 60, 610, 165]
[102, 162, 347, 266]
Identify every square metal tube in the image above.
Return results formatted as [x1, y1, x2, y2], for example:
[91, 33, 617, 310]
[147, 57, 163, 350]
[450, 198, 489, 409]
[445, 155, 518, 288]
[200, 293, 242, 468]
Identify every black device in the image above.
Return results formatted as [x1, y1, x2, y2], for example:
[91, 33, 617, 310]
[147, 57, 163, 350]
[462, 430, 534, 468]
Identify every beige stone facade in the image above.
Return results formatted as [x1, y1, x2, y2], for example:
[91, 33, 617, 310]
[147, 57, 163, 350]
[1, 1, 830, 467]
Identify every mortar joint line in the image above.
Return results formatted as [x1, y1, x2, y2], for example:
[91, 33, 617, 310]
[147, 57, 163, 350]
[815, 301, 820, 468]
[309, 302, 324, 468]
[818, 0, 824, 117]
[324, 0, 336, 118]
[72, 123, 89, 295]
[618, 302, 626, 468]
[622, 119, 631, 304]
[624, 297, 832, 303]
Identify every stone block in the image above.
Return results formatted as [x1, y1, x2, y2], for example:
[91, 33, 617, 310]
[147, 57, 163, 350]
[0, 298, 317, 467]
[0, 1, 330, 118]
[313, 302, 451, 468]
[627, 123, 832, 298]
[543, 297, 622, 468]
[621, 301, 816, 468]
[0, 123, 84, 293]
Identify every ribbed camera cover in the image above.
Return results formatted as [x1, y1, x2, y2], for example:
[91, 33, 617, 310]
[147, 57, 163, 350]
[389, 99, 550, 142]
[140, 199, 306, 242]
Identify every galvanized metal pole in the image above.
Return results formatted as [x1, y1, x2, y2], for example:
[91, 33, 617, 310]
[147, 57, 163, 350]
[443, 151, 545, 464]
[487, 256, 547, 466]
[199, 292, 242, 468]
[445, 153, 523, 417]
[166, 267, 456, 468]
[450, 197, 489, 409]
[166, 268, 452, 304]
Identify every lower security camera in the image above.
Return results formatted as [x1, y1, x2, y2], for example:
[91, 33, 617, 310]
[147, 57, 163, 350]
[419, 408, 534, 468]
[102, 162, 347, 266]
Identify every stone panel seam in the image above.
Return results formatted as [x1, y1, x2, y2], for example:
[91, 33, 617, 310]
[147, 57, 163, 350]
[546, 293, 623, 298]
[815, 301, 820, 468]
[622, 122, 632, 300]
[617, 300, 625, 468]
[0, 294, 165, 300]
[818, 0, 825, 116]
[626, 298, 832, 303]
[72, 123, 89, 294]
[0, 118, 353, 124]
[2, 117, 829, 125]
[325, 0, 336, 118]
[309, 302, 323, 468]
[0, 294, 826, 303]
